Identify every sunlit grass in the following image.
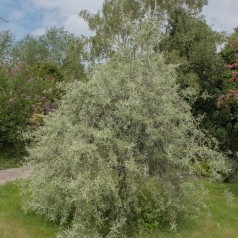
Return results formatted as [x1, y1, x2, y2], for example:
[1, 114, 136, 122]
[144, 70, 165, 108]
[0, 182, 58, 238]
[0, 180, 238, 237]
[153, 181, 238, 238]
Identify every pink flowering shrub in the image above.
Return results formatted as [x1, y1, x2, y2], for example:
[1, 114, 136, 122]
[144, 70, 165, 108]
[218, 37, 238, 110]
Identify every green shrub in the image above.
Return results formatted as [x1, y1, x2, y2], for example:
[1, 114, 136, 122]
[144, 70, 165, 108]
[0, 61, 63, 159]
[22, 20, 229, 237]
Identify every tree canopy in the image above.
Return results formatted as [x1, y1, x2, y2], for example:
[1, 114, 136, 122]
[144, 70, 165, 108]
[80, 0, 208, 61]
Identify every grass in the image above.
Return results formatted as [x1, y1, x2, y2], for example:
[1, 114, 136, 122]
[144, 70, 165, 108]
[0, 180, 238, 238]
[0, 182, 58, 238]
[153, 180, 238, 238]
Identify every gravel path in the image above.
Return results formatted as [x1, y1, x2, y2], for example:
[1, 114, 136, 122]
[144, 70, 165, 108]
[0, 168, 30, 185]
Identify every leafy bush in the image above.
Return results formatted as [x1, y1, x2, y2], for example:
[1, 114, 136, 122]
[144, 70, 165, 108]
[0, 61, 63, 159]
[22, 20, 229, 237]
[0, 27, 86, 160]
[10, 27, 85, 81]
[0, 62, 32, 157]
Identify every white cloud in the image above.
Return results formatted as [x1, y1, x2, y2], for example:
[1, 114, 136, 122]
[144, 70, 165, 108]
[22, 0, 104, 36]
[32, 27, 45, 36]
[2, 0, 237, 40]
[202, 0, 238, 33]
[41, 10, 63, 28]
[63, 14, 94, 36]
[29, 0, 103, 14]
[8, 10, 25, 21]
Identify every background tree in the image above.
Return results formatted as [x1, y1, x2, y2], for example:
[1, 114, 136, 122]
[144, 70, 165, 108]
[0, 27, 87, 160]
[0, 61, 64, 159]
[218, 28, 238, 153]
[221, 28, 238, 65]
[160, 11, 230, 151]
[10, 27, 86, 81]
[80, 0, 208, 61]
[0, 30, 13, 63]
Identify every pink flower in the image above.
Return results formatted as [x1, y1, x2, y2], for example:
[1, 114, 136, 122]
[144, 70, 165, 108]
[217, 95, 225, 109]
[232, 72, 238, 78]
[229, 72, 238, 83]
[229, 78, 236, 83]
[227, 64, 234, 69]
[228, 89, 238, 101]
[227, 63, 238, 69]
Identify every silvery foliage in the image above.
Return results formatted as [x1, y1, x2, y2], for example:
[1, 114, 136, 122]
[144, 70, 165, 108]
[22, 19, 230, 237]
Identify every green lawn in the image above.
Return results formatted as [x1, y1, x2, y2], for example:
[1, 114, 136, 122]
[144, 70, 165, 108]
[153, 181, 238, 238]
[0, 180, 238, 238]
[0, 182, 58, 238]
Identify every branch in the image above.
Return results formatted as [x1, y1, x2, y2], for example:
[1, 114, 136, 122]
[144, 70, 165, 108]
[0, 17, 9, 23]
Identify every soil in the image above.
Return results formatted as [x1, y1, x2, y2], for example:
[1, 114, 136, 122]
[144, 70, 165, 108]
[0, 168, 30, 185]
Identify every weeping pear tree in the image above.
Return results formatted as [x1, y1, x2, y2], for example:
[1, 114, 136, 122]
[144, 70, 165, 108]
[81, 0, 230, 152]
[22, 19, 229, 237]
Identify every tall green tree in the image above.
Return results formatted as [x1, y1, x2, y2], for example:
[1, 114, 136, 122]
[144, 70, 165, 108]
[221, 28, 238, 65]
[160, 11, 230, 151]
[161, 12, 224, 92]
[10, 27, 86, 80]
[0, 60, 64, 159]
[80, 0, 207, 61]
[0, 28, 87, 160]
[218, 28, 238, 153]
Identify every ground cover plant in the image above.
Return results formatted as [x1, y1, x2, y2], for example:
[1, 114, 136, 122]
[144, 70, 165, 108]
[22, 19, 230, 238]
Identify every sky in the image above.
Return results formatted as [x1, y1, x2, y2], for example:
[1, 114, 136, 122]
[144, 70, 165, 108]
[0, 0, 237, 40]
